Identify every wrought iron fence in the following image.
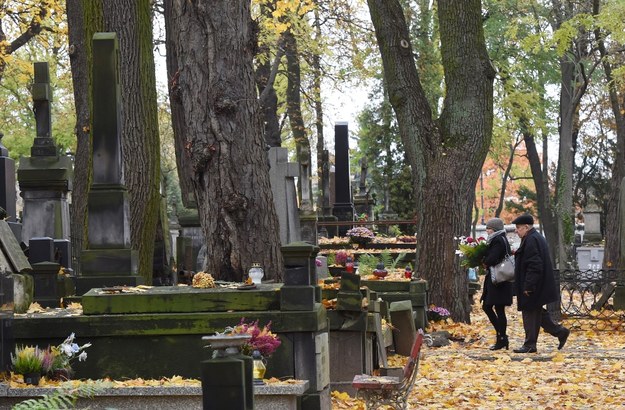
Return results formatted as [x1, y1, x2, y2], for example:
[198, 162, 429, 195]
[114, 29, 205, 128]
[556, 269, 625, 330]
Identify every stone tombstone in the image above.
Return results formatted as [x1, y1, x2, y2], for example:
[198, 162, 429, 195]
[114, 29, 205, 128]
[582, 202, 602, 243]
[0, 133, 17, 223]
[28, 237, 54, 265]
[353, 156, 374, 219]
[54, 239, 72, 271]
[332, 122, 354, 235]
[77, 33, 141, 293]
[0, 220, 33, 313]
[268, 147, 301, 245]
[17, 62, 73, 245]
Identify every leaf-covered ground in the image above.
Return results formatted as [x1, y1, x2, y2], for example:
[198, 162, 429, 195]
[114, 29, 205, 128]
[332, 292, 625, 409]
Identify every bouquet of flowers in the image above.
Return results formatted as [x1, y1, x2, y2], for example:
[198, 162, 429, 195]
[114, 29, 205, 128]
[455, 235, 487, 268]
[346, 227, 375, 245]
[427, 305, 451, 322]
[227, 319, 281, 357]
[43, 333, 91, 379]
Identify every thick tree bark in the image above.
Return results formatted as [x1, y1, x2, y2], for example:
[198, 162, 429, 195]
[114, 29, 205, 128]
[368, 0, 494, 322]
[165, 0, 284, 282]
[163, 0, 195, 207]
[66, 0, 102, 273]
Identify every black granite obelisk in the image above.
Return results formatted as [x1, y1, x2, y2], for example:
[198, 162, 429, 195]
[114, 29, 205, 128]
[332, 122, 354, 235]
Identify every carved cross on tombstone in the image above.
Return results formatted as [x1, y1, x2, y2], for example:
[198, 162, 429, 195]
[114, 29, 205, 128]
[31, 62, 57, 157]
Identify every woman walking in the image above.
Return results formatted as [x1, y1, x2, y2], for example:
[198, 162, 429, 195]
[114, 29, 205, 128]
[481, 218, 513, 350]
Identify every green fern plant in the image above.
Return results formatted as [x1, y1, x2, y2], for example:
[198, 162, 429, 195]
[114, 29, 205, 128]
[357, 253, 379, 276]
[378, 250, 406, 271]
[12, 381, 107, 410]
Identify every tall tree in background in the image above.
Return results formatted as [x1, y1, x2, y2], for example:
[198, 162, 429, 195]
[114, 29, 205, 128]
[593, 0, 625, 271]
[550, 0, 596, 268]
[164, 0, 284, 282]
[368, 0, 495, 322]
[67, 0, 161, 282]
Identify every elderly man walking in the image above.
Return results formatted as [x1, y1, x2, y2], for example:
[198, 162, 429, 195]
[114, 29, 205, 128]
[511, 213, 570, 353]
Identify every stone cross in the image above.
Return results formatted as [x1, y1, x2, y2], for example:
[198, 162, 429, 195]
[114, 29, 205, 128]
[30, 62, 57, 157]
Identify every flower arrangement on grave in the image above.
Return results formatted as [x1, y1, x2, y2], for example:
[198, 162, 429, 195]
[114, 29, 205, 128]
[192, 271, 216, 288]
[43, 333, 91, 380]
[11, 345, 44, 379]
[455, 235, 487, 269]
[226, 319, 281, 358]
[427, 305, 451, 322]
[346, 226, 375, 246]
[334, 250, 351, 266]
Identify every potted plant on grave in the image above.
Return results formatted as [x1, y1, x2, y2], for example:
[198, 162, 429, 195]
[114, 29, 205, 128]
[43, 333, 92, 381]
[11, 345, 45, 385]
[346, 227, 375, 247]
[327, 250, 351, 277]
[226, 319, 281, 380]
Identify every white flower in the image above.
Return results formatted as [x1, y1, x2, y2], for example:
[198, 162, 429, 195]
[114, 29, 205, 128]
[61, 343, 74, 356]
[78, 352, 88, 362]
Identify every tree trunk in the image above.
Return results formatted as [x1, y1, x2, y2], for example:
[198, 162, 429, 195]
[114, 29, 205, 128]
[284, 29, 313, 212]
[368, 0, 494, 322]
[165, 0, 284, 282]
[551, 0, 591, 269]
[311, 5, 325, 211]
[66, 0, 102, 273]
[255, 2, 282, 148]
[593, 0, 625, 270]
[554, 57, 577, 269]
[163, 0, 195, 207]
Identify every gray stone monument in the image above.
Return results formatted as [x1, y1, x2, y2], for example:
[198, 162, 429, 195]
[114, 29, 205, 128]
[268, 147, 301, 245]
[0, 219, 32, 321]
[17, 62, 73, 245]
[353, 156, 374, 219]
[76, 33, 141, 294]
[582, 201, 602, 243]
[0, 133, 17, 223]
[332, 123, 354, 235]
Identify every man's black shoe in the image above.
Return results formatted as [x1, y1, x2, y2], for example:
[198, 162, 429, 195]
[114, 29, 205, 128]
[558, 328, 570, 350]
[513, 346, 537, 353]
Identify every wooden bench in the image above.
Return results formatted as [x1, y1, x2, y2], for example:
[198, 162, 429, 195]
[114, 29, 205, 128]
[352, 332, 424, 409]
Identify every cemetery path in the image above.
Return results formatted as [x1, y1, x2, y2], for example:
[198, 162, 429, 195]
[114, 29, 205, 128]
[333, 280, 625, 409]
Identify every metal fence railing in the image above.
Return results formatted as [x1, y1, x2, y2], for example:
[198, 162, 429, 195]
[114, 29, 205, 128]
[555, 269, 625, 330]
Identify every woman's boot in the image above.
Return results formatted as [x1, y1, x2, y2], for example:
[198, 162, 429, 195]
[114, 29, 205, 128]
[489, 333, 500, 350]
[490, 334, 509, 350]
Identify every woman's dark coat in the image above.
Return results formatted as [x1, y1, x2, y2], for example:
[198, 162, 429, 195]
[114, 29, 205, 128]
[514, 227, 559, 311]
[480, 232, 513, 306]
